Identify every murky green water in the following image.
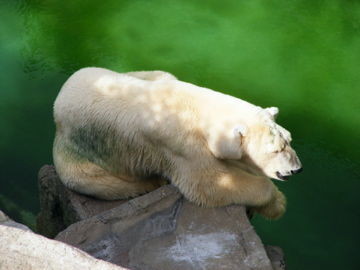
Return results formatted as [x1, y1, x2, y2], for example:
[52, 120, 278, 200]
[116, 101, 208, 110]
[0, 1, 359, 269]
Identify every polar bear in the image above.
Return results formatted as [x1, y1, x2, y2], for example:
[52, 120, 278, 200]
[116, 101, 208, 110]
[53, 67, 302, 219]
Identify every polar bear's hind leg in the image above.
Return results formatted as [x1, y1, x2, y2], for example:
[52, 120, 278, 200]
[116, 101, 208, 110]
[53, 141, 162, 200]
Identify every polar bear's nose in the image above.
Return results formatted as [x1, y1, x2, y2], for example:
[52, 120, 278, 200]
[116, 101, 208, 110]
[291, 167, 303, 175]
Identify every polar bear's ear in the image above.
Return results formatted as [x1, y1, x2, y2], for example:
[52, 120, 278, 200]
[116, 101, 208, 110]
[207, 124, 246, 160]
[265, 107, 279, 119]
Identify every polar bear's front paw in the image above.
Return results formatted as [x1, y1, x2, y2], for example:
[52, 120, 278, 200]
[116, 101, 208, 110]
[255, 190, 286, 220]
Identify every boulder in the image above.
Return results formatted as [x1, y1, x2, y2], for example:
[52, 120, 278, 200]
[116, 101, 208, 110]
[0, 209, 31, 231]
[265, 245, 286, 270]
[38, 165, 286, 270]
[0, 224, 127, 270]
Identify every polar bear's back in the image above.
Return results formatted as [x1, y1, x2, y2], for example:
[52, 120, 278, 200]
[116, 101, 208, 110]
[54, 67, 266, 167]
[55, 67, 260, 128]
[55, 68, 205, 141]
[53, 68, 207, 177]
[55, 68, 146, 121]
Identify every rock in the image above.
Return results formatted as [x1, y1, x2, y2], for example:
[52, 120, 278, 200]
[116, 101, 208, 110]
[0, 224, 128, 270]
[54, 183, 271, 269]
[265, 245, 286, 270]
[37, 165, 126, 238]
[39, 165, 286, 270]
[0, 209, 32, 231]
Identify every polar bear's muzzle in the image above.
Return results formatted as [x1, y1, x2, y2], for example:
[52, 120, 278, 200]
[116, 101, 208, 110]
[275, 171, 290, 181]
[276, 167, 303, 181]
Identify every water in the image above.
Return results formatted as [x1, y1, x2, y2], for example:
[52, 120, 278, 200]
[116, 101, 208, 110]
[0, 1, 359, 269]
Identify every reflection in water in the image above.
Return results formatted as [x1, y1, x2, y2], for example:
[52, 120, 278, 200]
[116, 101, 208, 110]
[0, 1, 359, 269]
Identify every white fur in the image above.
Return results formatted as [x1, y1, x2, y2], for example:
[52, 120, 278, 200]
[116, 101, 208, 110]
[53, 67, 302, 219]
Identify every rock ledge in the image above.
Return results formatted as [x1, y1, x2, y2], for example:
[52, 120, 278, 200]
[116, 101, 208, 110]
[37, 165, 286, 270]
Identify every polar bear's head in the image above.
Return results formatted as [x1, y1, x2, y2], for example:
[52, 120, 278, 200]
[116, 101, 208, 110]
[241, 107, 302, 181]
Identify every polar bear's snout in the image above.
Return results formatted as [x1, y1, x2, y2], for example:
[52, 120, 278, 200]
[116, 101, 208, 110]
[263, 143, 303, 181]
[276, 167, 302, 181]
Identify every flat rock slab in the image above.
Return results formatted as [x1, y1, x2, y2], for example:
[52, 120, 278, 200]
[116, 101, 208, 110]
[56, 185, 273, 270]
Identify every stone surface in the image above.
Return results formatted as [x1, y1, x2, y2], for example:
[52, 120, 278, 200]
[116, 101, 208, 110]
[265, 245, 287, 270]
[0, 209, 31, 231]
[39, 165, 286, 270]
[56, 186, 274, 270]
[0, 224, 128, 270]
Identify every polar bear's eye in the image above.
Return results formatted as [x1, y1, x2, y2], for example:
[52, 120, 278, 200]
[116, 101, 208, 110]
[273, 147, 284, 154]
[274, 143, 287, 154]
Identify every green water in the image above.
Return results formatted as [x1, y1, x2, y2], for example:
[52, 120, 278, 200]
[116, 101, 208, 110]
[0, 1, 359, 269]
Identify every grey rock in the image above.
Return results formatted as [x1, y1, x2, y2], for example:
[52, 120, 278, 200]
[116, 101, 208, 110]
[56, 185, 273, 270]
[265, 245, 286, 270]
[0, 224, 127, 270]
[0, 209, 31, 232]
[39, 165, 286, 270]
